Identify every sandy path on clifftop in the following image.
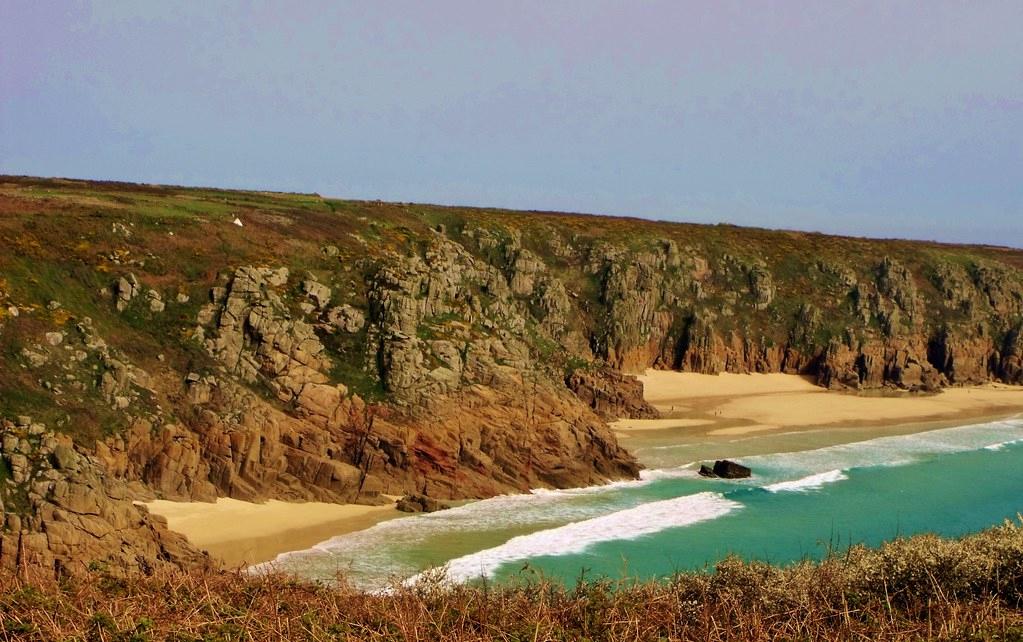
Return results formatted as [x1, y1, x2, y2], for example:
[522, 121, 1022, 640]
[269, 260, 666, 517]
[612, 371, 1023, 435]
[144, 499, 400, 567]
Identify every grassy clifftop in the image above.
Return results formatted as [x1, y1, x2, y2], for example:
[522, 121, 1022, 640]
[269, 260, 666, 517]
[0, 172, 1018, 451]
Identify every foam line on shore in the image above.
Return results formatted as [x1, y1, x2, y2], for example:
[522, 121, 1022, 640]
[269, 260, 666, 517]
[411, 492, 741, 584]
[743, 418, 1023, 478]
[260, 417, 1023, 589]
[984, 437, 1023, 451]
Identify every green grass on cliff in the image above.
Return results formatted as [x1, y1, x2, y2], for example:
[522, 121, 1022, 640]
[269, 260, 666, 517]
[2, 175, 1022, 445]
[323, 328, 387, 402]
[2, 521, 1023, 641]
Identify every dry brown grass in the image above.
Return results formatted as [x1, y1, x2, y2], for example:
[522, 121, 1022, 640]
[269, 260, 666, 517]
[2, 522, 1023, 641]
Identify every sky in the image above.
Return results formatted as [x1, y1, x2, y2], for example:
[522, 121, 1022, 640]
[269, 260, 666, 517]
[2, 1, 1021, 247]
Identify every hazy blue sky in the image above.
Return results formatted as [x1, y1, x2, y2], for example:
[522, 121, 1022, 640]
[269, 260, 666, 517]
[2, 2, 1021, 246]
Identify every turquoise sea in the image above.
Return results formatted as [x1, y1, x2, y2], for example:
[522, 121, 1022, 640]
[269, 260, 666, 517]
[264, 416, 1023, 590]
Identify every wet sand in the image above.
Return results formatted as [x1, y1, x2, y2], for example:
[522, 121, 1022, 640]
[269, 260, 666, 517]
[144, 498, 401, 567]
[614, 371, 1023, 436]
[610, 371, 1023, 469]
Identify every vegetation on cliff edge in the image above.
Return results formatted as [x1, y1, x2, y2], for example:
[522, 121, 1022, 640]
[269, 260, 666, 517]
[2, 520, 1023, 641]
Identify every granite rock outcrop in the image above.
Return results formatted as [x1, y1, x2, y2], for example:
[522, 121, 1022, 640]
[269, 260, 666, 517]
[0, 418, 204, 575]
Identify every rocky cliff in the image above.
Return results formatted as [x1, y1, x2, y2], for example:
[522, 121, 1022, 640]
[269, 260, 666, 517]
[1, 176, 1022, 572]
[0, 417, 203, 575]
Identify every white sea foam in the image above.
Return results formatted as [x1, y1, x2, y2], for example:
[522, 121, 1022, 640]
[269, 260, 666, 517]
[984, 437, 1023, 451]
[639, 464, 699, 481]
[251, 481, 657, 582]
[742, 418, 1023, 479]
[763, 469, 848, 493]
[408, 492, 740, 584]
[529, 477, 646, 495]
[259, 416, 1023, 589]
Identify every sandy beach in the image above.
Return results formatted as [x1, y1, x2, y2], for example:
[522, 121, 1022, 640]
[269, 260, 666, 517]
[144, 498, 401, 567]
[613, 370, 1023, 437]
[146, 371, 1023, 569]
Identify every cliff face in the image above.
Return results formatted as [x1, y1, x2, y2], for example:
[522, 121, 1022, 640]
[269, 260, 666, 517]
[0, 418, 203, 574]
[585, 246, 1023, 393]
[1, 176, 1022, 571]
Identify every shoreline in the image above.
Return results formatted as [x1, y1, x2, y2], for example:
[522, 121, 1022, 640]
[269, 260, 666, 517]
[613, 371, 1023, 438]
[147, 372, 1023, 570]
[143, 498, 402, 568]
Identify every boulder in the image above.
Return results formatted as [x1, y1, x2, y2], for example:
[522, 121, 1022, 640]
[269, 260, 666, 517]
[699, 460, 751, 479]
[51, 444, 78, 471]
[302, 279, 332, 309]
[396, 493, 451, 513]
[115, 273, 140, 311]
[326, 304, 365, 333]
[146, 289, 165, 313]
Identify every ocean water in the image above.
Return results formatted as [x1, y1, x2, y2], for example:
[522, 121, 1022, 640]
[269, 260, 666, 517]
[262, 417, 1023, 590]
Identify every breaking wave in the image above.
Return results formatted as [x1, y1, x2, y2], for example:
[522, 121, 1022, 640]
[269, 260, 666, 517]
[763, 469, 848, 493]
[411, 492, 741, 584]
[984, 437, 1023, 451]
[261, 416, 1023, 589]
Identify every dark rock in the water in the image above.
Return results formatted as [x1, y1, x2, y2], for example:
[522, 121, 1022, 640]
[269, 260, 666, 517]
[396, 493, 451, 513]
[713, 460, 751, 478]
[699, 460, 752, 479]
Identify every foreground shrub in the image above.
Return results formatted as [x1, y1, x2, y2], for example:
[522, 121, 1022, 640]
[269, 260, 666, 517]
[2, 521, 1023, 641]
